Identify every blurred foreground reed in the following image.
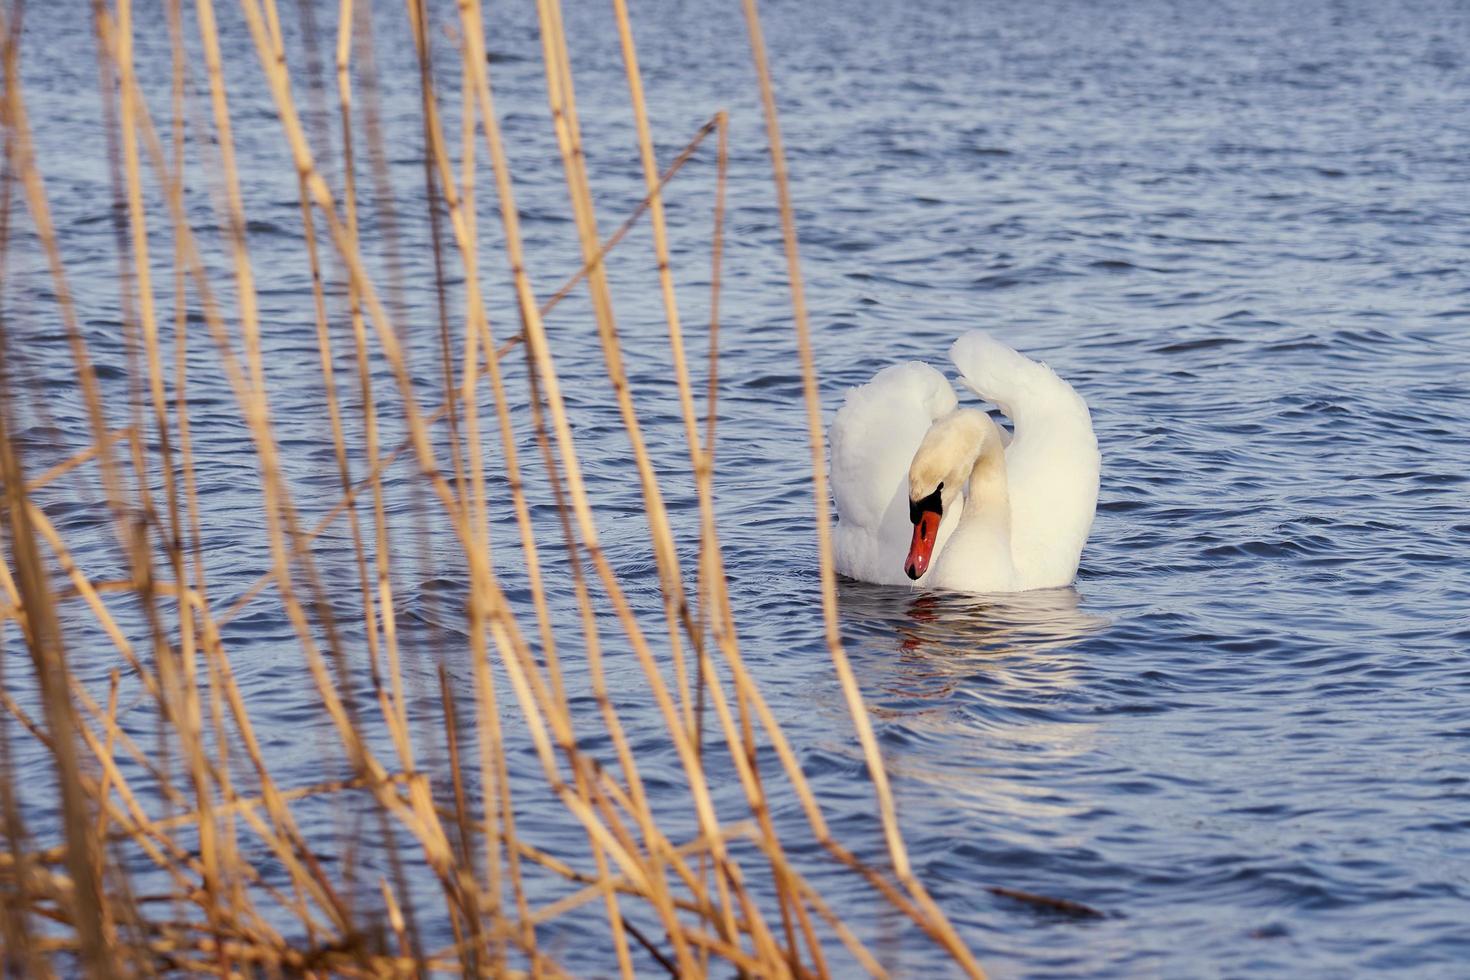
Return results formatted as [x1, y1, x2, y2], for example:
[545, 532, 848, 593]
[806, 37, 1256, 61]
[0, 0, 983, 974]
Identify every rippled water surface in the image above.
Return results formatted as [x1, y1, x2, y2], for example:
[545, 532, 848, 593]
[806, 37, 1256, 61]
[10, 0, 1470, 975]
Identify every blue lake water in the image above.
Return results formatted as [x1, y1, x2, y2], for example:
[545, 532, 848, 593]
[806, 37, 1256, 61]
[7, 0, 1470, 974]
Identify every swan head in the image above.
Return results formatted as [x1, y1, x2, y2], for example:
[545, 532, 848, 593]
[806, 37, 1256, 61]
[904, 410, 987, 580]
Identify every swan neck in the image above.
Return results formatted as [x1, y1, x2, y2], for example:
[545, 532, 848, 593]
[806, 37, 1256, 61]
[965, 416, 1009, 514]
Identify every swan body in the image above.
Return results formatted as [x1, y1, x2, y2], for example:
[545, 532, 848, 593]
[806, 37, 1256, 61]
[830, 332, 1099, 593]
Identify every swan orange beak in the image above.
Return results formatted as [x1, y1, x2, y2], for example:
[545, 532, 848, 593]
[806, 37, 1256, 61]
[905, 510, 940, 580]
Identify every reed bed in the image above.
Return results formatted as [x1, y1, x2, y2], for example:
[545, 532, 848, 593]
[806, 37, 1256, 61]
[0, 0, 983, 975]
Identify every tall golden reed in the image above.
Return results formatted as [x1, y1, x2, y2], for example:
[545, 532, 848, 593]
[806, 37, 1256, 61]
[0, 0, 985, 975]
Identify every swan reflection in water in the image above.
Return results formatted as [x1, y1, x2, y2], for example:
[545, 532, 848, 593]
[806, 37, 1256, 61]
[835, 582, 1109, 819]
[838, 582, 1108, 709]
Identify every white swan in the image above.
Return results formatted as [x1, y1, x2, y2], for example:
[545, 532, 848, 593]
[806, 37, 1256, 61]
[830, 331, 1099, 593]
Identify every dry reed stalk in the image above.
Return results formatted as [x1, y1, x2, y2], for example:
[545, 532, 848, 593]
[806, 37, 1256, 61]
[613, 2, 818, 956]
[533, 0, 704, 757]
[0, 39, 109, 977]
[528, 4, 770, 962]
[331, 0, 403, 791]
[167, 0, 250, 939]
[91, 670, 122, 951]
[112, 0, 217, 903]
[737, 0, 986, 974]
[401, 30, 624, 975]
[22, 428, 134, 493]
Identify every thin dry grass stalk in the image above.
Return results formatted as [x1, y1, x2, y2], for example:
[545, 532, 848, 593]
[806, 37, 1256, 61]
[0, 0, 985, 975]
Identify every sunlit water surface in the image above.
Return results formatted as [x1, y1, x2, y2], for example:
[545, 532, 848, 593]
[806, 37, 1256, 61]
[9, 0, 1470, 975]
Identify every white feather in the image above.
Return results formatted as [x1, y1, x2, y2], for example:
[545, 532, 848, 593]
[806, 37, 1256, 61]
[831, 362, 960, 586]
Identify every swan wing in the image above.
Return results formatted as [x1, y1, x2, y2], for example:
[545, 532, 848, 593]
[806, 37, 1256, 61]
[949, 331, 1100, 588]
[830, 362, 958, 585]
